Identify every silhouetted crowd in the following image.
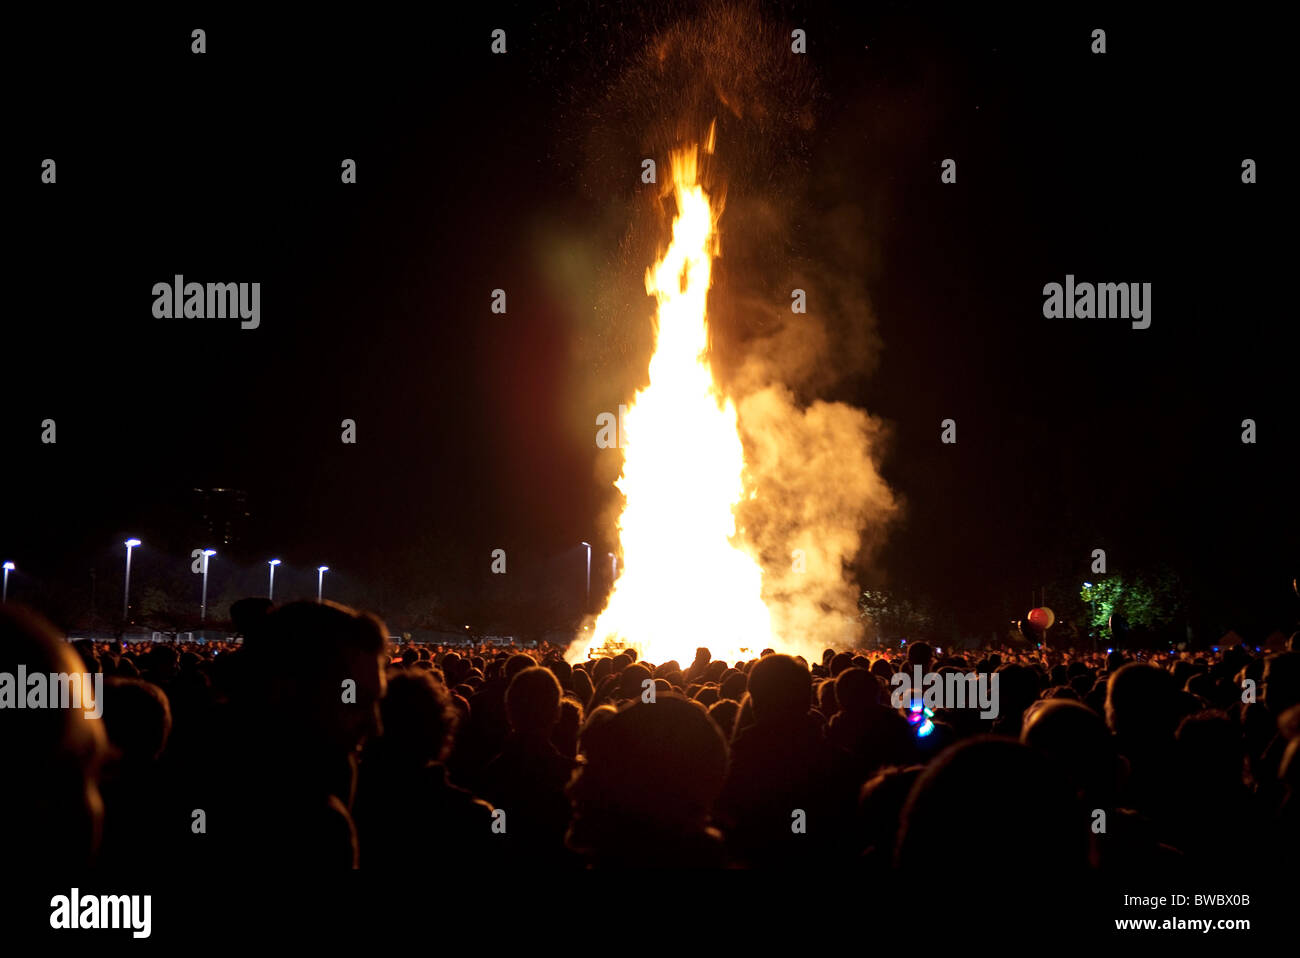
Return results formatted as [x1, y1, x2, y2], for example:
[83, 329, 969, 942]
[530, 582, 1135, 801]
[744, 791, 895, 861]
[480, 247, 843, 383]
[3, 599, 1298, 882]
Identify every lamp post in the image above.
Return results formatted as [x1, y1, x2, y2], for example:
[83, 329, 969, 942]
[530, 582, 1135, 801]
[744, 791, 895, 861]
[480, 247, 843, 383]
[1083, 582, 1095, 650]
[580, 542, 591, 608]
[268, 559, 281, 601]
[199, 549, 216, 622]
[2, 562, 13, 603]
[317, 566, 329, 602]
[123, 539, 141, 623]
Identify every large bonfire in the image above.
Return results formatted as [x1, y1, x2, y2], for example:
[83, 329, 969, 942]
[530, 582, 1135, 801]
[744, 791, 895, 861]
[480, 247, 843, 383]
[574, 135, 777, 666]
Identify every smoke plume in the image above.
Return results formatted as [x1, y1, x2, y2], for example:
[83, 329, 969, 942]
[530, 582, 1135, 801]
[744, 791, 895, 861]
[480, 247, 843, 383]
[571, 3, 900, 655]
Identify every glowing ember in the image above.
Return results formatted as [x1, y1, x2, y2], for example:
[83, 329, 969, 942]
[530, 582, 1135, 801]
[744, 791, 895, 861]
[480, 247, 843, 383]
[575, 136, 775, 665]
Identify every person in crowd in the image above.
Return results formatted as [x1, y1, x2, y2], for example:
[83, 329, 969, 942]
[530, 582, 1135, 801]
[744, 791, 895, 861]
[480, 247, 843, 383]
[716, 654, 846, 865]
[190, 600, 389, 869]
[1, 604, 108, 869]
[895, 736, 1088, 887]
[474, 665, 577, 865]
[96, 676, 174, 869]
[354, 669, 497, 868]
[567, 695, 728, 867]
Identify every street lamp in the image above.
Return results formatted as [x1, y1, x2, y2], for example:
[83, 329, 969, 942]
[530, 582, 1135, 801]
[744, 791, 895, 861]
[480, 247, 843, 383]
[2, 561, 14, 603]
[199, 549, 216, 622]
[1083, 582, 1096, 649]
[608, 552, 617, 583]
[123, 539, 141, 623]
[268, 559, 281, 601]
[580, 541, 591, 607]
[317, 566, 329, 602]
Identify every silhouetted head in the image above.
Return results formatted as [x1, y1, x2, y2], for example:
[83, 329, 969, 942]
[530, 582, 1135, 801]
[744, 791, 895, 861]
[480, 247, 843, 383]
[618, 663, 653, 700]
[546, 658, 573, 690]
[1, 604, 109, 867]
[747, 654, 811, 725]
[992, 664, 1041, 735]
[376, 669, 458, 765]
[553, 696, 585, 760]
[248, 600, 389, 755]
[1022, 698, 1119, 805]
[506, 666, 562, 734]
[1105, 663, 1179, 743]
[113, 657, 140, 679]
[836, 667, 885, 713]
[817, 679, 837, 715]
[578, 703, 619, 751]
[708, 698, 741, 739]
[143, 645, 179, 684]
[101, 678, 172, 764]
[896, 736, 1085, 879]
[568, 696, 727, 863]
[906, 641, 933, 670]
[654, 660, 682, 678]
[505, 654, 534, 682]
[858, 765, 925, 859]
[719, 670, 747, 701]
[693, 685, 718, 707]
[231, 597, 274, 641]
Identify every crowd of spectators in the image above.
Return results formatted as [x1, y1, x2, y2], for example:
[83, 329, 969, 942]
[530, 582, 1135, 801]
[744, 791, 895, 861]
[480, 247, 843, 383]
[3, 598, 1297, 886]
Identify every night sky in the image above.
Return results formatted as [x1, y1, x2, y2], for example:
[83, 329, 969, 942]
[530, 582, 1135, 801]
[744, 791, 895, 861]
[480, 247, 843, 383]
[5, 4, 1294, 639]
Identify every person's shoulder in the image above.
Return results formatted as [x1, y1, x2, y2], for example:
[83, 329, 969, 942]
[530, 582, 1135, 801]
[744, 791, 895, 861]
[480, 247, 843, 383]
[441, 776, 496, 816]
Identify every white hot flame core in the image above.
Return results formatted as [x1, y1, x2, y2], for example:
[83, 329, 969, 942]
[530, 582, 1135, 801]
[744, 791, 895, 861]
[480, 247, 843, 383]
[576, 144, 776, 666]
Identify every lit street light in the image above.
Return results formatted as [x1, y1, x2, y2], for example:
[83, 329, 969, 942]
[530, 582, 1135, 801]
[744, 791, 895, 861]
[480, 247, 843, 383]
[1083, 582, 1096, 649]
[580, 541, 591, 607]
[317, 566, 329, 602]
[123, 539, 141, 623]
[608, 552, 617, 583]
[2, 561, 14, 603]
[268, 559, 281, 601]
[199, 549, 216, 622]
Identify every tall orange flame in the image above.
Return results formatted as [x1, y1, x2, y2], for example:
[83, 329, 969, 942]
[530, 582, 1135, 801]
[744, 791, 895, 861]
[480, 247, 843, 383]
[575, 140, 775, 666]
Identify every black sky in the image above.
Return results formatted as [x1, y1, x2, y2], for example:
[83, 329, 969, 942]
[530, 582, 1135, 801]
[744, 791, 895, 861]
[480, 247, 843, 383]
[4, 4, 1295, 639]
